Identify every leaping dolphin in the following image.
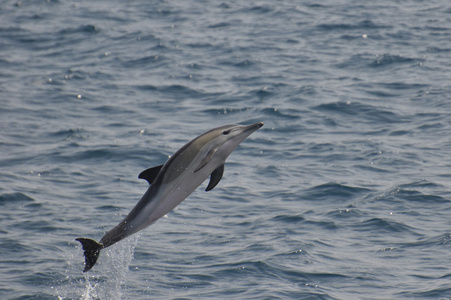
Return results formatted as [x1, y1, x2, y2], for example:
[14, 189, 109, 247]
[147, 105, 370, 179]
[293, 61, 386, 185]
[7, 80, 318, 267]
[76, 122, 263, 272]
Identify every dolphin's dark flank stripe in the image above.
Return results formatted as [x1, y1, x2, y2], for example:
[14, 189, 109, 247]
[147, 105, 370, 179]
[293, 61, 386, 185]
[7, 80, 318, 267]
[76, 122, 263, 272]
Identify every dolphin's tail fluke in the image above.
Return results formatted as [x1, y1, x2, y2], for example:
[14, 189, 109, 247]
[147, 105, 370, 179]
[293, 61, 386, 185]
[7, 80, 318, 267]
[76, 238, 103, 272]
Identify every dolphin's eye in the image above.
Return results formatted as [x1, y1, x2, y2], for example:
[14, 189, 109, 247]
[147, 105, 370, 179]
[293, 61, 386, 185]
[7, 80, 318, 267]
[222, 130, 231, 135]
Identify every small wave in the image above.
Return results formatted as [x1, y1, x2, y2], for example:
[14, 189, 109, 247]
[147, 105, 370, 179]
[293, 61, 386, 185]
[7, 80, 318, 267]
[0, 192, 34, 205]
[397, 190, 448, 204]
[335, 53, 423, 70]
[118, 54, 164, 69]
[326, 207, 363, 219]
[302, 182, 371, 201]
[207, 22, 231, 29]
[313, 101, 406, 124]
[370, 53, 420, 67]
[72, 148, 114, 161]
[134, 84, 206, 100]
[0, 238, 34, 253]
[426, 46, 451, 53]
[261, 107, 300, 119]
[16, 219, 58, 232]
[383, 183, 449, 204]
[317, 19, 387, 31]
[355, 217, 415, 233]
[218, 58, 255, 68]
[58, 24, 99, 36]
[271, 214, 305, 224]
[49, 128, 87, 141]
[236, 4, 274, 15]
[379, 82, 429, 91]
[398, 233, 451, 249]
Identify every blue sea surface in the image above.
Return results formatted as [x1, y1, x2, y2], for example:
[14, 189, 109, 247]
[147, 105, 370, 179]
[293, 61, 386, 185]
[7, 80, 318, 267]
[1, 0, 451, 299]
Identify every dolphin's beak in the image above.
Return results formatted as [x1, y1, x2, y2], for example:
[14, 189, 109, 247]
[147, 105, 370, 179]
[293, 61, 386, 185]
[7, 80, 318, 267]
[245, 122, 264, 132]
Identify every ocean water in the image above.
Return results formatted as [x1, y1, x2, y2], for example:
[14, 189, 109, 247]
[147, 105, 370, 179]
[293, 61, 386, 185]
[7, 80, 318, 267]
[1, 0, 451, 299]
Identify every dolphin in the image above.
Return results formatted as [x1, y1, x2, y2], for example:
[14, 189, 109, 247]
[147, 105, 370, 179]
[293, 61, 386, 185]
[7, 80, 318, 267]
[76, 122, 263, 272]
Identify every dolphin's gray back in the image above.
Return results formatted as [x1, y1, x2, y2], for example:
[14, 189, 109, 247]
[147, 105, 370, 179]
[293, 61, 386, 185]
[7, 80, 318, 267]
[156, 125, 231, 184]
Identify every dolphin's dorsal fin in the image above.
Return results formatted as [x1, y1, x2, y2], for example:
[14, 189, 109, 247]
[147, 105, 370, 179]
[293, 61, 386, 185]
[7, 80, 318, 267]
[205, 164, 224, 191]
[138, 164, 164, 184]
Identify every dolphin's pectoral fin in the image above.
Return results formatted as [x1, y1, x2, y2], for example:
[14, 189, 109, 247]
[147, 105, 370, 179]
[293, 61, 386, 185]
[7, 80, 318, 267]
[138, 164, 164, 184]
[195, 148, 218, 173]
[76, 238, 103, 272]
[206, 164, 224, 191]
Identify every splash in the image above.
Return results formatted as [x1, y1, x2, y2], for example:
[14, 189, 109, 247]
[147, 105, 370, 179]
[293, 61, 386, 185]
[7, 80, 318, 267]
[81, 233, 141, 300]
[55, 234, 140, 300]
